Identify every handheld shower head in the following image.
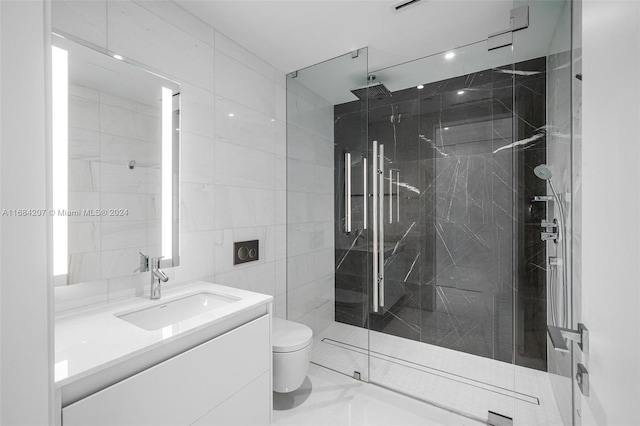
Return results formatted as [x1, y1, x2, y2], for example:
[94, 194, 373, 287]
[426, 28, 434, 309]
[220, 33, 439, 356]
[534, 164, 553, 181]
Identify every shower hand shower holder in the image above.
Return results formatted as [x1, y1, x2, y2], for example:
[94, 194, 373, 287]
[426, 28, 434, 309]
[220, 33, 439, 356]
[547, 323, 589, 354]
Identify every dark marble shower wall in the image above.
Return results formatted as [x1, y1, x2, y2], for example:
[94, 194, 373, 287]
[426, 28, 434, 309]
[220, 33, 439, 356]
[334, 57, 548, 370]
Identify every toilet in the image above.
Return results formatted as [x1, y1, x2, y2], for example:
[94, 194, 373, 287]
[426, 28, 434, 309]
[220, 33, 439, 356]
[272, 317, 313, 393]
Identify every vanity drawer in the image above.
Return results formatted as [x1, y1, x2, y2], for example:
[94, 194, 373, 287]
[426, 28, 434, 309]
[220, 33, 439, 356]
[62, 315, 270, 426]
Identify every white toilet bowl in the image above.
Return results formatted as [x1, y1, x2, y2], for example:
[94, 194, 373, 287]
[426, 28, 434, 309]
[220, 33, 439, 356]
[272, 317, 313, 393]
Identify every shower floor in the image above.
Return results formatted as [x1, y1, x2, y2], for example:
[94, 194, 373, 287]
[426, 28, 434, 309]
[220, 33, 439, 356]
[311, 322, 565, 425]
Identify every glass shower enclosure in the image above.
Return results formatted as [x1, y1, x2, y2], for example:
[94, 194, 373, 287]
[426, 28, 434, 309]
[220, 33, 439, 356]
[286, 1, 575, 423]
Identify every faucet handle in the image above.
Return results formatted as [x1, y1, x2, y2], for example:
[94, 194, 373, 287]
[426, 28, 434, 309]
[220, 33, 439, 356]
[134, 252, 149, 273]
[150, 256, 165, 268]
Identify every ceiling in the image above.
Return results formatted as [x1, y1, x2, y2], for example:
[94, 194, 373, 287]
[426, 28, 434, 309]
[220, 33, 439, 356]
[178, 0, 568, 104]
[178, 0, 518, 74]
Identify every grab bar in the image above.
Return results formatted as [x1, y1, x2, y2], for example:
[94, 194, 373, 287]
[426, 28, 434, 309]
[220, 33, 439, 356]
[345, 152, 351, 234]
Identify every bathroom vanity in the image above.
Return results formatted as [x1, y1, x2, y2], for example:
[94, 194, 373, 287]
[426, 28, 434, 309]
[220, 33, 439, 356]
[54, 282, 272, 426]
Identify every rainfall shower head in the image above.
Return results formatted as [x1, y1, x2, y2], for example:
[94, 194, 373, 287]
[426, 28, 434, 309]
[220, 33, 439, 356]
[534, 164, 553, 181]
[350, 76, 392, 101]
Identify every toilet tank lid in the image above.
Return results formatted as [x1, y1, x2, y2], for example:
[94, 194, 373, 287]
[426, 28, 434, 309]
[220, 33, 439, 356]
[272, 317, 313, 353]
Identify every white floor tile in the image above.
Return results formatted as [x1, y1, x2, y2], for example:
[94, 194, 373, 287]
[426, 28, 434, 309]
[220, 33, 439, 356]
[303, 322, 565, 426]
[273, 364, 481, 426]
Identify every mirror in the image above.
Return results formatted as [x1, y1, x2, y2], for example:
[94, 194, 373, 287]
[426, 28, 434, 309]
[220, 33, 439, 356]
[52, 33, 180, 286]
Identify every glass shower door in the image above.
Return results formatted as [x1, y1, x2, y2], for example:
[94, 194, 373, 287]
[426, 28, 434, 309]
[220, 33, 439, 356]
[365, 41, 521, 422]
[286, 48, 371, 380]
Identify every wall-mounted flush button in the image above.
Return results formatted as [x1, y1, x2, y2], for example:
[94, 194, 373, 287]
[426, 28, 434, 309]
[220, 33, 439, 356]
[234, 240, 259, 265]
[238, 246, 249, 261]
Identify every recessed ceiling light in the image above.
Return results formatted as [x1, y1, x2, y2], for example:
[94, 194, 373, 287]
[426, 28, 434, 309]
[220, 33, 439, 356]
[444, 127, 450, 130]
[417, 85, 424, 89]
[228, 113, 234, 117]
[112, 54, 124, 60]
[270, 118, 276, 122]
[444, 52, 455, 60]
[457, 90, 465, 95]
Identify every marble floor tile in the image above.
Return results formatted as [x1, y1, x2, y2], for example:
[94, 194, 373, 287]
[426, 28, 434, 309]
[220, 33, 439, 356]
[273, 364, 479, 426]
[307, 322, 564, 426]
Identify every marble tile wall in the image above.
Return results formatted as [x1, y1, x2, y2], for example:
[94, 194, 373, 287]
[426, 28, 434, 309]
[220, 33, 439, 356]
[53, 0, 286, 313]
[67, 84, 161, 284]
[286, 77, 335, 336]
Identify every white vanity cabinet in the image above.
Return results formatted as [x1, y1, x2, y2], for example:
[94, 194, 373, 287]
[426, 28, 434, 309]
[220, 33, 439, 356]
[62, 315, 271, 426]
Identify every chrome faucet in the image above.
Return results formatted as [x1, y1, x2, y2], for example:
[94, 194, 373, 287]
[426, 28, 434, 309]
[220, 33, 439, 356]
[150, 256, 169, 300]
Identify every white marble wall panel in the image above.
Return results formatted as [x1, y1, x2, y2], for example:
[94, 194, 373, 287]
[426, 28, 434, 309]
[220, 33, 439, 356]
[214, 186, 275, 229]
[67, 192, 100, 223]
[68, 222, 100, 254]
[107, 1, 215, 92]
[214, 52, 276, 118]
[100, 163, 160, 194]
[214, 141, 275, 189]
[100, 220, 148, 251]
[99, 103, 159, 143]
[54, 0, 285, 315]
[68, 159, 100, 192]
[100, 135, 159, 168]
[180, 132, 215, 184]
[100, 91, 160, 117]
[100, 193, 158, 222]
[101, 246, 147, 280]
[214, 30, 278, 83]
[180, 85, 215, 139]
[52, 0, 107, 48]
[68, 127, 100, 161]
[68, 93, 100, 131]
[181, 182, 215, 232]
[215, 261, 276, 297]
[68, 252, 101, 284]
[214, 97, 277, 154]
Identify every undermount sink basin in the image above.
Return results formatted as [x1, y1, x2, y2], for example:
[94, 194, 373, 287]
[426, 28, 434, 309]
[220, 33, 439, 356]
[116, 292, 240, 331]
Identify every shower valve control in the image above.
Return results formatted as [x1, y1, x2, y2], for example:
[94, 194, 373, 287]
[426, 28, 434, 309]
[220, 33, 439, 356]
[540, 219, 560, 243]
[533, 195, 554, 202]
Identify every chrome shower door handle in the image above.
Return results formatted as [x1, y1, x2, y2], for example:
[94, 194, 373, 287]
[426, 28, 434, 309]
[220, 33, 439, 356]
[372, 143, 379, 313]
[396, 170, 400, 223]
[345, 152, 352, 234]
[363, 156, 368, 230]
[389, 169, 393, 224]
[378, 143, 385, 308]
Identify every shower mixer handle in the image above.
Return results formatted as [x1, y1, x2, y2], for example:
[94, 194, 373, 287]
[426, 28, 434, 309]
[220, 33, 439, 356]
[533, 195, 554, 202]
[541, 232, 559, 242]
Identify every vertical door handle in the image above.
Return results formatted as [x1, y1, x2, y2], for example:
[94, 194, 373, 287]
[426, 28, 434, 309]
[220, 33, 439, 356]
[372, 143, 379, 312]
[345, 152, 351, 234]
[396, 171, 400, 222]
[363, 156, 367, 230]
[389, 169, 393, 224]
[378, 144, 385, 308]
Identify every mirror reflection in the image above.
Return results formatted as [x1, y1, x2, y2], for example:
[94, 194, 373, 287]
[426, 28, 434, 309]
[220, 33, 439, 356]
[52, 34, 180, 286]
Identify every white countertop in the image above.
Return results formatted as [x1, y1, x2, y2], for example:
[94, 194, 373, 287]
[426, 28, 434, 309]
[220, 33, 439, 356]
[55, 281, 272, 388]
